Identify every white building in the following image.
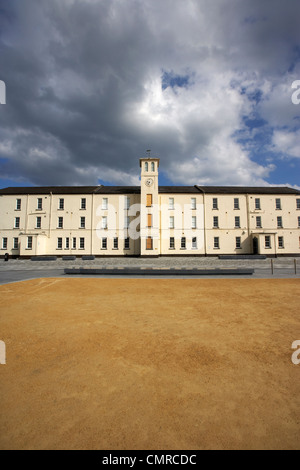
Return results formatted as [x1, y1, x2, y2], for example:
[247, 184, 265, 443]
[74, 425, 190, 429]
[1, 157, 300, 257]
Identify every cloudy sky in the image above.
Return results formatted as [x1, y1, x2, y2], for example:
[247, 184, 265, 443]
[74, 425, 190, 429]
[0, 0, 299, 189]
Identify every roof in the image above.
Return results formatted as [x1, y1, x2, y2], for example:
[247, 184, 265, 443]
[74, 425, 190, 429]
[0, 185, 299, 196]
[196, 186, 300, 195]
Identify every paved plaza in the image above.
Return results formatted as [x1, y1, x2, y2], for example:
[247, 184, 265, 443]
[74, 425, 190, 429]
[0, 256, 299, 285]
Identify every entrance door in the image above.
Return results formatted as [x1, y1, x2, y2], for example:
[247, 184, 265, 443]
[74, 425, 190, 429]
[253, 237, 259, 255]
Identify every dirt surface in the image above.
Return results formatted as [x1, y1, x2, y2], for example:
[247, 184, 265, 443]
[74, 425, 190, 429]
[0, 278, 299, 450]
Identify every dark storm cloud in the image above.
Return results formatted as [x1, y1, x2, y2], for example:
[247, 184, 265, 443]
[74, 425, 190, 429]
[0, 0, 299, 187]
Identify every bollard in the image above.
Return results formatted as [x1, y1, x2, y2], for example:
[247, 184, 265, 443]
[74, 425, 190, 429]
[4, 253, 9, 262]
[271, 259, 274, 275]
[295, 259, 297, 275]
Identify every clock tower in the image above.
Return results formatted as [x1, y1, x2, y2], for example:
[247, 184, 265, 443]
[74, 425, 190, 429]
[140, 156, 160, 256]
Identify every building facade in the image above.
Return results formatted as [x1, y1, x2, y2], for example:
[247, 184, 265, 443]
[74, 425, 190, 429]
[1, 157, 300, 257]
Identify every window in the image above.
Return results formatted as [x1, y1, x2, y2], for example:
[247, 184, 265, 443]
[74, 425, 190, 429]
[102, 198, 108, 210]
[147, 213, 152, 228]
[169, 216, 175, 229]
[102, 216, 108, 229]
[213, 198, 218, 210]
[170, 237, 175, 249]
[213, 216, 219, 228]
[2, 238, 8, 250]
[59, 199, 64, 210]
[80, 217, 86, 229]
[13, 238, 19, 250]
[236, 237, 241, 249]
[72, 238, 76, 250]
[81, 198, 86, 210]
[80, 238, 85, 250]
[298, 216, 300, 228]
[192, 237, 197, 249]
[234, 198, 240, 210]
[125, 196, 130, 210]
[27, 236, 33, 250]
[151, 162, 155, 172]
[124, 238, 130, 250]
[214, 237, 220, 249]
[58, 217, 63, 229]
[235, 216, 240, 228]
[37, 198, 43, 210]
[278, 236, 284, 249]
[36, 217, 41, 229]
[113, 237, 118, 250]
[146, 237, 153, 250]
[146, 194, 153, 207]
[297, 199, 300, 210]
[145, 162, 149, 172]
[169, 198, 175, 210]
[277, 216, 283, 228]
[16, 199, 21, 210]
[265, 236, 271, 249]
[57, 238, 63, 250]
[191, 198, 197, 210]
[102, 238, 107, 250]
[181, 237, 186, 249]
[124, 216, 130, 229]
[192, 216, 197, 229]
[256, 216, 262, 228]
[255, 198, 261, 210]
[276, 198, 282, 210]
[65, 238, 70, 250]
[14, 217, 20, 229]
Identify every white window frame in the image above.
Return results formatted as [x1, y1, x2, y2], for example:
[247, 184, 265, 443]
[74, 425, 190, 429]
[278, 236, 284, 249]
[265, 236, 271, 249]
[79, 238, 85, 250]
[255, 198, 261, 210]
[192, 237, 197, 249]
[276, 198, 282, 210]
[236, 237, 241, 249]
[59, 198, 64, 210]
[36, 216, 41, 229]
[170, 237, 175, 249]
[181, 237, 186, 249]
[102, 216, 108, 230]
[169, 216, 175, 229]
[81, 198, 86, 210]
[212, 198, 218, 210]
[191, 198, 197, 210]
[113, 237, 119, 250]
[13, 238, 19, 250]
[37, 198, 43, 210]
[2, 238, 8, 250]
[192, 216, 197, 229]
[102, 237, 107, 250]
[169, 198, 175, 210]
[214, 237, 220, 249]
[58, 217, 63, 229]
[235, 216, 240, 228]
[124, 238, 130, 250]
[80, 216, 86, 229]
[16, 199, 21, 211]
[277, 216, 283, 228]
[213, 216, 219, 228]
[14, 217, 20, 229]
[27, 236, 33, 250]
[256, 216, 262, 228]
[234, 198, 240, 210]
[57, 237, 63, 250]
[102, 198, 108, 210]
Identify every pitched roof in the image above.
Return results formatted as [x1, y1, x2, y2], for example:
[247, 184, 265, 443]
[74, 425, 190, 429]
[0, 185, 299, 196]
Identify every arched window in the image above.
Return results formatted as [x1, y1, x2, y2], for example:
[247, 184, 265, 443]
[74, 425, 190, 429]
[145, 162, 149, 172]
[151, 162, 155, 172]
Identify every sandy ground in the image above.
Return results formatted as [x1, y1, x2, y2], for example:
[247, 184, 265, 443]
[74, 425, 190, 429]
[0, 278, 299, 450]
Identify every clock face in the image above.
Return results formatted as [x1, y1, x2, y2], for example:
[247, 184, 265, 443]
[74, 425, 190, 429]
[145, 178, 154, 187]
